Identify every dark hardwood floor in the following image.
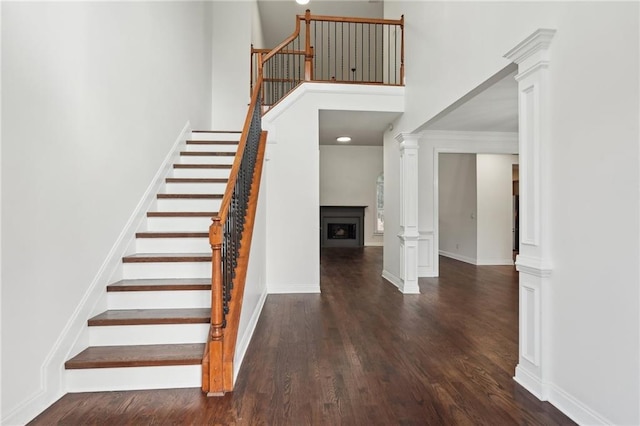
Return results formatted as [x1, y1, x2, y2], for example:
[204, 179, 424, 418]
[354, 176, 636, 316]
[30, 248, 574, 425]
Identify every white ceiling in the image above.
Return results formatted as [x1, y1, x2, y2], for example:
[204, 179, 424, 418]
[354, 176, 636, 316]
[420, 65, 519, 133]
[257, 0, 384, 48]
[319, 110, 401, 146]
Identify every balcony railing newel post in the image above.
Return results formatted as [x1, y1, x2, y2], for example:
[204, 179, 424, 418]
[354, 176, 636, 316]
[304, 9, 313, 81]
[400, 15, 405, 85]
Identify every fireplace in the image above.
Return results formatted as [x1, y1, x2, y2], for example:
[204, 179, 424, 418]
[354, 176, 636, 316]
[320, 206, 366, 247]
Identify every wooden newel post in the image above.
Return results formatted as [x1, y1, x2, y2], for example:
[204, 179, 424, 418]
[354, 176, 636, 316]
[257, 52, 265, 108]
[304, 9, 313, 81]
[208, 217, 225, 395]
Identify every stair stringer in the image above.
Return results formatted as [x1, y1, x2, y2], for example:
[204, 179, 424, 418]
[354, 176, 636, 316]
[2, 122, 193, 426]
[64, 122, 192, 365]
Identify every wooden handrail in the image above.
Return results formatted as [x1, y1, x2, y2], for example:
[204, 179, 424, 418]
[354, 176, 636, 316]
[256, 9, 404, 109]
[305, 14, 403, 25]
[262, 14, 303, 63]
[215, 75, 263, 224]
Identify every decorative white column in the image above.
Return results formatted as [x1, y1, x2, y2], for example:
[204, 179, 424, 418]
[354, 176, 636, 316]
[396, 133, 420, 294]
[504, 29, 556, 400]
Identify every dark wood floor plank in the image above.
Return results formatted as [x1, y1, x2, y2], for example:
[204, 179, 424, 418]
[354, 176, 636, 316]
[31, 248, 574, 425]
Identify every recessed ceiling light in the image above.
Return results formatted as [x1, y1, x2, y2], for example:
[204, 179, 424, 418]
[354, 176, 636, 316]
[296, 0, 310, 5]
[336, 136, 352, 143]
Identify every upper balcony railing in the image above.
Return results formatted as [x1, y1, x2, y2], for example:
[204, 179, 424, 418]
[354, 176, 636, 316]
[252, 10, 404, 109]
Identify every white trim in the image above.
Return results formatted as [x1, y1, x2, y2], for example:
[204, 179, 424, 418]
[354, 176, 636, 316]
[514, 364, 545, 400]
[476, 258, 514, 266]
[418, 230, 435, 277]
[1, 122, 192, 426]
[365, 242, 384, 247]
[263, 82, 405, 123]
[505, 28, 556, 413]
[547, 382, 613, 426]
[514, 367, 614, 426]
[515, 254, 552, 278]
[382, 269, 402, 290]
[503, 29, 556, 66]
[233, 289, 268, 383]
[419, 130, 519, 144]
[439, 250, 477, 266]
[426, 131, 519, 278]
[267, 284, 321, 294]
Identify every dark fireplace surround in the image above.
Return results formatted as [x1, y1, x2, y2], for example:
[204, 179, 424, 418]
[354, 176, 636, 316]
[320, 206, 366, 247]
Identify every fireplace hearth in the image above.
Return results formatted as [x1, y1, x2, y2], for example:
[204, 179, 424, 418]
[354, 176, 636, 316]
[320, 206, 366, 247]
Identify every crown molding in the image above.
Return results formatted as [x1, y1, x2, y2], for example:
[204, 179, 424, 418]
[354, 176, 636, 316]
[504, 29, 556, 65]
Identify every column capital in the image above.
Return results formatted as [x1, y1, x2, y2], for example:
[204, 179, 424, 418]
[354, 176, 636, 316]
[504, 29, 556, 80]
[395, 132, 420, 149]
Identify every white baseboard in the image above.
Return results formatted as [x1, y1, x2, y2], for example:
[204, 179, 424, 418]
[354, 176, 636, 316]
[515, 365, 614, 426]
[0, 122, 192, 426]
[418, 266, 437, 277]
[439, 250, 477, 265]
[365, 242, 384, 247]
[267, 284, 321, 294]
[381, 269, 402, 291]
[547, 382, 613, 426]
[233, 289, 268, 383]
[514, 364, 545, 400]
[476, 258, 514, 266]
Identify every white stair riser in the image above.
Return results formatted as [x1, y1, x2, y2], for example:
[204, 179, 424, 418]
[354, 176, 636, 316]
[179, 156, 234, 165]
[123, 262, 211, 280]
[164, 182, 227, 194]
[146, 216, 213, 232]
[172, 168, 231, 179]
[156, 198, 221, 212]
[136, 237, 210, 253]
[185, 144, 238, 153]
[190, 132, 240, 141]
[89, 324, 209, 346]
[65, 365, 201, 393]
[108, 290, 210, 310]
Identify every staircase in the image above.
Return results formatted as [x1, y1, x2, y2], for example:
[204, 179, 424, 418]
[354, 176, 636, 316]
[64, 130, 241, 392]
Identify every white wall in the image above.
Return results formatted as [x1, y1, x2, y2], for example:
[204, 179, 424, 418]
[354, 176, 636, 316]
[250, 0, 266, 50]
[319, 145, 383, 246]
[476, 154, 517, 265]
[438, 154, 477, 263]
[384, 2, 639, 424]
[1, 2, 212, 422]
[211, 1, 252, 130]
[262, 83, 403, 294]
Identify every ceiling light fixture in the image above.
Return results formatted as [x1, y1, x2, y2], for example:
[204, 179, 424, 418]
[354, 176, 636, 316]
[296, 0, 310, 5]
[336, 136, 352, 143]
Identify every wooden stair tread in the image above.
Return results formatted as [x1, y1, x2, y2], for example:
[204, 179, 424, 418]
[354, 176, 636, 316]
[88, 308, 210, 326]
[107, 278, 211, 292]
[180, 151, 235, 156]
[165, 178, 228, 183]
[136, 232, 208, 238]
[147, 212, 216, 217]
[157, 193, 223, 199]
[186, 140, 239, 145]
[65, 343, 205, 369]
[173, 164, 232, 169]
[122, 253, 211, 263]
